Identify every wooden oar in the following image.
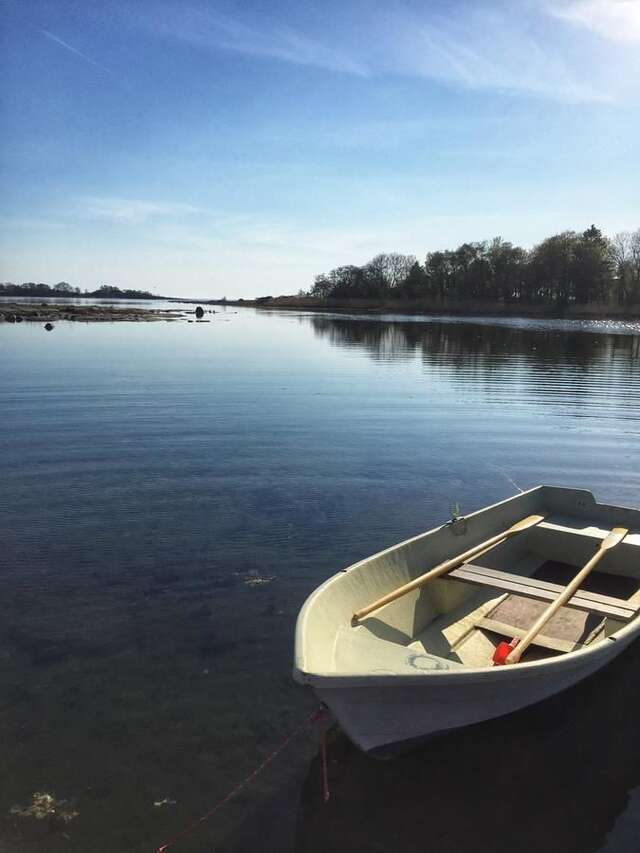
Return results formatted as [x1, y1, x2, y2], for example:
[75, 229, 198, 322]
[496, 526, 629, 665]
[352, 514, 545, 623]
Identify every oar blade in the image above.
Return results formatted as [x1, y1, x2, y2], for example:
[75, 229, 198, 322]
[601, 527, 628, 550]
[508, 514, 545, 533]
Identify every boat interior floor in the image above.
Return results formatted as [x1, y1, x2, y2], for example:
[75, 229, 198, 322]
[411, 558, 640, 667]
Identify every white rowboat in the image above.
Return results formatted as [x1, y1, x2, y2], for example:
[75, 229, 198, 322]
[293, 487, 640, 755]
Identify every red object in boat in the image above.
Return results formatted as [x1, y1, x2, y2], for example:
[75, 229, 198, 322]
[493, 638, 519, 665]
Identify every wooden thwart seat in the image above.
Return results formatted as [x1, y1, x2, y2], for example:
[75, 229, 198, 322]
[447, 563, 637, 621]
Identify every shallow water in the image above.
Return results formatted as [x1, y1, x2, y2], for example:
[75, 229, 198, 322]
[0, 307, 639, 851]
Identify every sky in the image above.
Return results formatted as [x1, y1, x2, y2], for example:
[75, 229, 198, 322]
[0, 0, 639, 298]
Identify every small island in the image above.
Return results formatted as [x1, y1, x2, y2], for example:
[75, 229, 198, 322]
[0, 303, 183, 324]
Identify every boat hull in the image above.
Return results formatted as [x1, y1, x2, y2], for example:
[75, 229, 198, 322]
[315, 631, 638, 754]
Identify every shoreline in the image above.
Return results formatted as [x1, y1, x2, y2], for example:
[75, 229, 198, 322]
[212, 296, 640, 321]
[3, 298, 639, 326]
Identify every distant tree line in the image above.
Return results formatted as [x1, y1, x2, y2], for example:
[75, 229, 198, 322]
[0, 282, 158, 299]
[309, 226, 640, 306]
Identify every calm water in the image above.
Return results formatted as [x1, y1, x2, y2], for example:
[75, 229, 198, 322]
[1, 307, 639, 852]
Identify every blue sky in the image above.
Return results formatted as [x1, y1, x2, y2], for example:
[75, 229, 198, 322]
[1, 0, 639, 298]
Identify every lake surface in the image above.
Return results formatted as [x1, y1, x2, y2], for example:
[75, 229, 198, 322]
[1, 307, 639, 852]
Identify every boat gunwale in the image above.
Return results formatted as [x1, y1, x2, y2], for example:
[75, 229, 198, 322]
[294, 634, 630, 687]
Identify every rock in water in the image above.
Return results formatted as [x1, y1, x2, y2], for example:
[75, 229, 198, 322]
[44, 323, 54, 331]
[195, 305, 204, 318]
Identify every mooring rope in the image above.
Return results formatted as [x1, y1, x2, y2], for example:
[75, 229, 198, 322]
[320, 730, 330, 803]
[155, 705, 330, 853]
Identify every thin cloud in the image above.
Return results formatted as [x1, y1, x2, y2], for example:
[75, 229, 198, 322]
[378, 3, 613, 103]
[139, 4, 369, 76]
[130, 2, 622, 102]
[40, 29, 115, 77]
[80, 196, 206, 225]
[550, 1, 640, 43]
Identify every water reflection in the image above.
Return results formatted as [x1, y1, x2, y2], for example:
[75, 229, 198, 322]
[308, 315, 640, 423]
[308, 314, 640, 370]
[296, 641, 640, 853]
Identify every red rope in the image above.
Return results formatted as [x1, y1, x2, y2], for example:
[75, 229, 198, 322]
[155, 705, 330, 853]
[320, 730, 330, 803]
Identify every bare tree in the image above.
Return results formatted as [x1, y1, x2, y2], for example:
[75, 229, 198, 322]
[610, 232, 631, 303]
[365, 253, 416, 291]
[384, 253, 417, 289]
[631, 230, 640, 280]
